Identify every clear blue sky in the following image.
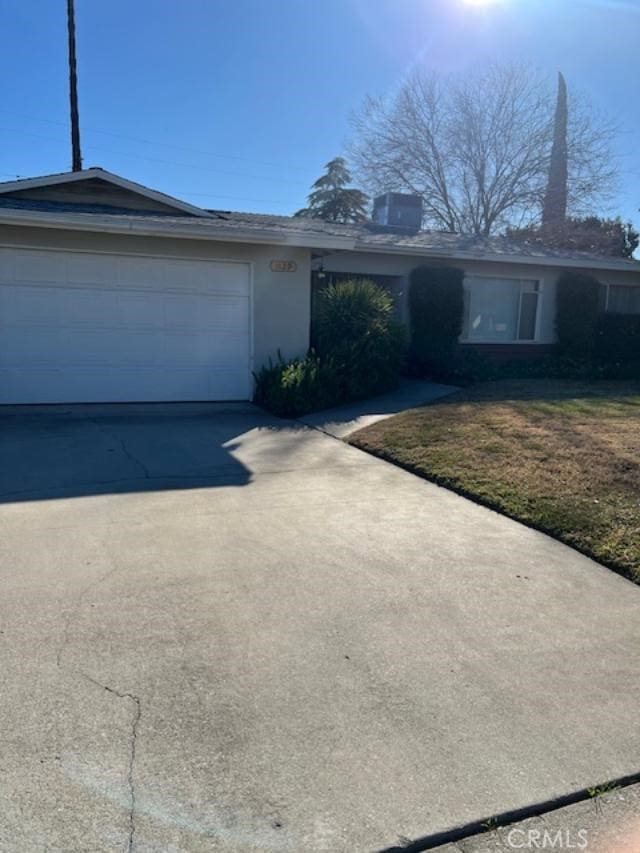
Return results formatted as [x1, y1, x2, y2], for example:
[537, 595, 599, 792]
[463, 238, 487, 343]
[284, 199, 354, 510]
[0, 0, 638, 227]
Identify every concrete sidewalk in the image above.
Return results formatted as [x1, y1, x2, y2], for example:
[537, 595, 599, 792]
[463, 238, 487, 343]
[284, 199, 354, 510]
[299, 378, 458, 437]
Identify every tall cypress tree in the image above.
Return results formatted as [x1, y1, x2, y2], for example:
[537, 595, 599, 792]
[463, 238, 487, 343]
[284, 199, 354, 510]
[542, 72, 568, 226]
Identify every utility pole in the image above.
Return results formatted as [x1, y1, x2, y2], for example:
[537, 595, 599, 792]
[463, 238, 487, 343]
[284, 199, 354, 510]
[67, 0, 83, 171]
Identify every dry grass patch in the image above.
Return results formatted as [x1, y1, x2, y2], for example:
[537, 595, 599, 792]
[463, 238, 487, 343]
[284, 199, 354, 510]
[350, 380, 640, 582]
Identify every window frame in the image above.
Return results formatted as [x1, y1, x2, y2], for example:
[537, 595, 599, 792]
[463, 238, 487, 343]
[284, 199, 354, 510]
[603, 283, 640, 315]
[460, 274, 544, 344]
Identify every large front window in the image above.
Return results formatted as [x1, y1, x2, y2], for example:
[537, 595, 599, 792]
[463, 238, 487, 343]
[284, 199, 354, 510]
[462, 276, 541, 342]
[606, 285, 640, 315]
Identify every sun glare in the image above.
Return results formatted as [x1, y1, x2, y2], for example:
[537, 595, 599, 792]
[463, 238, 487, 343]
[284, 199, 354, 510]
[463, 0, 504, 6]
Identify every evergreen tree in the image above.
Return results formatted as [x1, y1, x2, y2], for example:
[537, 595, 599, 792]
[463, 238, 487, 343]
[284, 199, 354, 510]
[542, 72, 568, 226]
[295, 158, 368, 223]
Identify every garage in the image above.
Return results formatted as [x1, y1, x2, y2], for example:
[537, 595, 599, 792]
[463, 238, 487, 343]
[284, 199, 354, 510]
[0, 247, 252, 403]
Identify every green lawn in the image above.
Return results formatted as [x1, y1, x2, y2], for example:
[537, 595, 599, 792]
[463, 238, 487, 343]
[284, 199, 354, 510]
[349, 380, 640, 583]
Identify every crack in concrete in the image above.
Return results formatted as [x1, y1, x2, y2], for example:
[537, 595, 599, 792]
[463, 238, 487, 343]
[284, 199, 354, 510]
[82, 673, 141, 852]
[56, 562, 120, 668]
[86, 417, 151, 480]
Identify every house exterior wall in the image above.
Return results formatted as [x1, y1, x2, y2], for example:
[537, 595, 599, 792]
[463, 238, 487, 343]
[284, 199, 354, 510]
[0, 225, 312, 373]
[318, 251, 640, 349]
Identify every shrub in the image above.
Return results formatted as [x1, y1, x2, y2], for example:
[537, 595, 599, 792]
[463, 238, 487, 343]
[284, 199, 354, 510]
[409, 265, 464, 374]
[253, 353, 341, 418]
[595, 313, 640, 363]
[314, 279, 407, 398]
[255, 279, 407, 416]
[555, 272, 601, 358]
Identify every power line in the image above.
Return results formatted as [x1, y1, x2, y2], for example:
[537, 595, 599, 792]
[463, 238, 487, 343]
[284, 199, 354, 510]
[0, 109, 313, 174]
[176, 193, 293, 208]
[0, 125, 310, 188]
[0, 167, 293, 209]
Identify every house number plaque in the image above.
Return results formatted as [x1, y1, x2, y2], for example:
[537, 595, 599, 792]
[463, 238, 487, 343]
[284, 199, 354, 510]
[270, 260, 298, 273]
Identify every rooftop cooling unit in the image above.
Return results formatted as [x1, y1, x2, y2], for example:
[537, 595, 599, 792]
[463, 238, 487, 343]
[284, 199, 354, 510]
[372, 192, 423, 231]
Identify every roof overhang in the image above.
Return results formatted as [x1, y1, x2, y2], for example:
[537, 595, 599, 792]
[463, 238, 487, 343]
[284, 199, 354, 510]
[0, 207, 356, 250]
[350, 240, 640, 273]
[0, 199, 635, 272]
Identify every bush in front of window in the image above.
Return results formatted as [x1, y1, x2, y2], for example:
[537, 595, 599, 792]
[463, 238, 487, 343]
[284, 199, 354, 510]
[409, 265, 464, 374]
[595, 313, 640, 364]
[555, 271, 601, 358]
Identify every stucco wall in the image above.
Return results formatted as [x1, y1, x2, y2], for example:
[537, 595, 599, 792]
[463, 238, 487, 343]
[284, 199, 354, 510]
[318, 251, 640, 345]
[0, 225, 312, 372]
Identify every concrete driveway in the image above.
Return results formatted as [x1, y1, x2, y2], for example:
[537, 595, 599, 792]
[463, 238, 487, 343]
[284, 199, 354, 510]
[0, 403, 638, 852]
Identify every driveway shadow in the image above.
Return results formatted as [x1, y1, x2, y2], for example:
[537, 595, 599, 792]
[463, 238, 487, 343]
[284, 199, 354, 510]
[0, 403, 275, 503]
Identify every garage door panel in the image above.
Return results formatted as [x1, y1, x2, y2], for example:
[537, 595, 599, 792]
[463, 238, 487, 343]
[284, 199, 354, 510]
[0, 365, 251, 403]
[12, 250, 67, 284]
[66, 291, 124, 326]
[116, 256, 169, 289]
[0, 328, 161, 368]
[207, 369, 252, 400]
[164, 259, 250, 295]
[163, 294, 249, 332]
[0, 368, 61, 404]
[64, 331, 163, 366]
[1, 285, 65, 326]
[0, 248, 16, 279]
[0, 248, 252, 403]
[162, 332, 250, 366]
[116, 293, 165, 328]
[0, 329, 68, 365]
[67, 252, 118, 285]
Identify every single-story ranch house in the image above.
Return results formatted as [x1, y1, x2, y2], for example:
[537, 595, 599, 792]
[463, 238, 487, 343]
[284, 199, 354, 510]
[0, 168, 638, 404]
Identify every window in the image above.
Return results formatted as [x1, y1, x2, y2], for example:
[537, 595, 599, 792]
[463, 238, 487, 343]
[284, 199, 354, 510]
[462, 276, 541, 342]
[606, 285, 640, 315]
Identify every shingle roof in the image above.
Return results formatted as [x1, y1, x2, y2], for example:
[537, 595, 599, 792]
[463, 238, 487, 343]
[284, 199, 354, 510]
[0, 194, 638, 271]
[208, 210, 640, 269]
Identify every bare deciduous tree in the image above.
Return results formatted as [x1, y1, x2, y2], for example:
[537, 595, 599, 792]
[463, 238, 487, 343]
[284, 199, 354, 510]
[349, 64, 618, 236]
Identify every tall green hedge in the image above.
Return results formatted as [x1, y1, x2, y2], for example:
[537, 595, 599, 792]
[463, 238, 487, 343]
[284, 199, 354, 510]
[314, 279, 407, 400]
[555, 271, 601, 357]
[595, 313, 640, 363]
[409, 265, 464, 373]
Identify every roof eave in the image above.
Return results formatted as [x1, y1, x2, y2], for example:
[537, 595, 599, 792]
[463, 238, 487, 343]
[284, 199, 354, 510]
[284, 233, 355, 250]
[352, 240, 640, 272]
[0, 208, 356, 250]
[0, 207, 634, 269]
[454, 249, 640, 272]
[0, 209, 284, 244]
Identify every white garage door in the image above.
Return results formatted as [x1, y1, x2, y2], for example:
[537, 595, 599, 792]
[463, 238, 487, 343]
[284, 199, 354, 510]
[0, 247, 252, 403]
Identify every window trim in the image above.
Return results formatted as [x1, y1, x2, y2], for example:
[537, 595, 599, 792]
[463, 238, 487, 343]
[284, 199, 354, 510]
[460, 274, 544, 344]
